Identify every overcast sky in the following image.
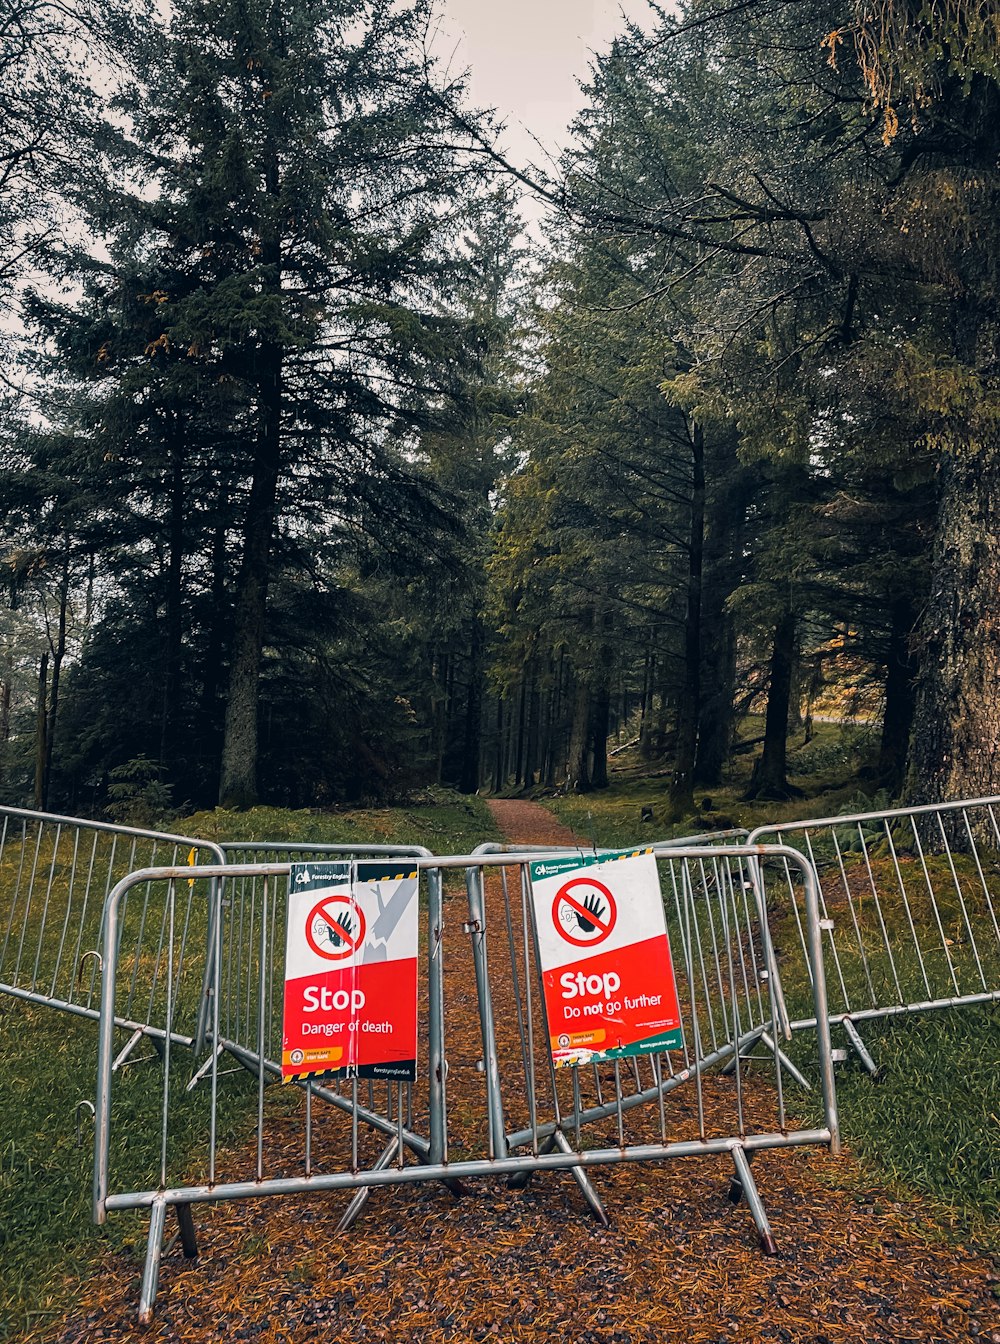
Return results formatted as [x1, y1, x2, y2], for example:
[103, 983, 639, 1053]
[434, 1, 654, 176]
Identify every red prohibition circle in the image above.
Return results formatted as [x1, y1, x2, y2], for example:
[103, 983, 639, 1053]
[551, 877, 617, 947]
[305, 894, 366, 961]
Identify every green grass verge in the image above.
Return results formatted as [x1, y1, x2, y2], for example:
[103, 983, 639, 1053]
[819, 1005, 1000, 1247]
[0, 790, 498, 1342]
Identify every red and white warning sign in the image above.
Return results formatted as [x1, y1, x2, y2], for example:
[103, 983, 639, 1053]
[529, 848, 683, 1068]
[281, 861, 419, 1083]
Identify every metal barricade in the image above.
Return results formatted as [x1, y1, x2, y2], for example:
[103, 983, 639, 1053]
[0, 805, 225, 1059]
[746, 795, 1000, 1071]
[93, 845, 837, 1322]
[460, 845, 829, 1223]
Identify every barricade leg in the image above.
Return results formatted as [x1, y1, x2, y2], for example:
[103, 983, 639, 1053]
[841, 1016, 880, 1077]
[138, 1196, 169, 1325]
[336, 1136, 401, 1233]
[552, 1129, 609, 1226]
[730, 1145, 777, 1255]
[722, 1029, 811, 1091]
[186, 1042, 225, 1092]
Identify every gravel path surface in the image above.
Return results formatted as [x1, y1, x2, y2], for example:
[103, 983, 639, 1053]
[55, 800, 1000, 1343]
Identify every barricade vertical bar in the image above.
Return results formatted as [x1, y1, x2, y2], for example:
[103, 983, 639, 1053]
[208, 862, 221, 1187]
[49, 827, 81, 996]
[256, 878, 268, 1182]
[936, 814, 988, 987]
[499, 868, 533, 1149]
[800, 855, 840, 1154]
[519, 869, 540, 1153]
[464, 863, 507, 1159]
[13, 823, 44, 983]
[964, 810, 1000, 950]
[426, 865, 447, 1167]
[678, 859, 707, 1139]
[160, 880, 176, 1189]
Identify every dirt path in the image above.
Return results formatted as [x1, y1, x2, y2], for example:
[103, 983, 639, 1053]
[56, 801, 1000, 1343]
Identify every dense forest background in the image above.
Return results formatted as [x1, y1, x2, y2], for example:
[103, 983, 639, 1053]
[0, 0, 997, 820]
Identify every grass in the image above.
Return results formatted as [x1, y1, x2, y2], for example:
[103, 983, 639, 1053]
[0, 790, 499, 1343]
[820, 1005, 1000, 1248]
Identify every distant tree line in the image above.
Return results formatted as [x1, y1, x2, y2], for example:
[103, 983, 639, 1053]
[0, 0, 996, 817]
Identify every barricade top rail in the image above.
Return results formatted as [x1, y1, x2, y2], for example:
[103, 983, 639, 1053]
[469, 830, 750, 858]
[746, 794, 1000, 842]
[111, 843, 803, 885]
[220, 840, 433, 857]
[0, 803, 227, 859]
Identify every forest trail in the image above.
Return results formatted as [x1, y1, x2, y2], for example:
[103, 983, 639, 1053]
[55, 802, 1000, 1343]
[485, 797, 583, 847]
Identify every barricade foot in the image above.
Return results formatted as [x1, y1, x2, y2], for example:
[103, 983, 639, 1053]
[187, 1043, 224, 1092]
[729, 1146, 777, 1255]
[138, 1196, 168, 1325]
[552, 1130, 609, 1227]
[842, 1017, 881, 1077]
[724, 1031, 810, 1091]
[112, 1028, 159, 1073]
[336, 1136, 402, 1232]
[759, 1031, 812, 1091]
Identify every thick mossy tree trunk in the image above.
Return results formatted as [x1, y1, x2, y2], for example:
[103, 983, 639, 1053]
[745, 607, 802, 801]
[907, 445, 1000, 802]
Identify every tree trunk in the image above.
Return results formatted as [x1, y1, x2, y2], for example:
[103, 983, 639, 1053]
[566, 676, 592, 793]
[459, 621, 485, 794]
[43, 552, 70, 807]
[218, 105, 283, 810]
[218, 350, 282, 808]
[523, 670, 541, 789]
[669, 420, 705, 819]
[639, 647, 656, 759]
[160, 417, 185, 777]
[879, 595, 919, 793]
[589, 667, 611, 791]
[695, 612, 736, 786]
[907, 445, 1000, 802]
[492, 696, 504, 793]
[745, 607, 801, 801]
[34, 652, 48, 812]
